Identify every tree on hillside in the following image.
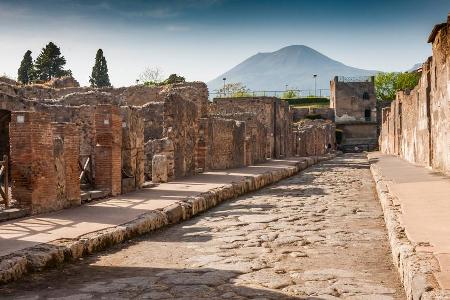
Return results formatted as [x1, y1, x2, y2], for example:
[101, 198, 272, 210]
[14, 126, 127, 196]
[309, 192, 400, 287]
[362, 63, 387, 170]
[375, 72, 421, 101]
[217, 82, 251, 97]
[34, 42, 72, 82]
[17, 50, 34, 84]
[89, 49, 111, 87]
[139, 66, 164, 86]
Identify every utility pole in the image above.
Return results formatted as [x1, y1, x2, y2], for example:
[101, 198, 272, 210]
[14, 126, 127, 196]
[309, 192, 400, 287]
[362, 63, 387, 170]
[222, 77, 226, 97]
[313, 74, 318, 97]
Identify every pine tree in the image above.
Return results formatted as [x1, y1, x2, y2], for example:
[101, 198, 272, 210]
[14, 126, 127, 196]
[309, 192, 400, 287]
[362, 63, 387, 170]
[17, 50, 34, 84]
[89, 49, 111, 87]
[34, 42, 71, 82]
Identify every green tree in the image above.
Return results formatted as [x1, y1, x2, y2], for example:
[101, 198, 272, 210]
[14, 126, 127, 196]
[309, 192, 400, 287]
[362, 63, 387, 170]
[281, 90, 298, 99]
[34, 42, 71, 82]
[375, 72, 421, 101]
[217, 82, 251, 97]
[164, 74, 185, 84]
[89, 49, 111, 87]
[17, 50, 34, 84]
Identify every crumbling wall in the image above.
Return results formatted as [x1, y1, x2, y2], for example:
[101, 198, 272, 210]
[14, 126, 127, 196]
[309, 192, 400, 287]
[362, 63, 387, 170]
[293, 120, 335, 157]
[211, 97, 292, 159]
[52, 123, 81, 208]
[121, 106, 145, 193]
[209, 112, 267, 165]
[203, 117, 246, 170]
[379, 15, 450, 175]
[164, 94, 199, 178]
[9, 112, 81, 214]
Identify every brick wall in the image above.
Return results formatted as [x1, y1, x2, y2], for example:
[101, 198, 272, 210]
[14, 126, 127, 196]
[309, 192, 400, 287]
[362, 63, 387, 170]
[94, 105, 122, 196]
[9, 111, 58, 214]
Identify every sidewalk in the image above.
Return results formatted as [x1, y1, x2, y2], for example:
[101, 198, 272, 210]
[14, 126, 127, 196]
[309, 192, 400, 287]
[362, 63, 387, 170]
[369, 152, 450, 298]
[0, 155, 331, 283]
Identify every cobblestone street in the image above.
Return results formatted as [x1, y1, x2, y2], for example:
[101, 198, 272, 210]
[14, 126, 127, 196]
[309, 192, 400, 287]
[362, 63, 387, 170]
[1, 154, 405, 299]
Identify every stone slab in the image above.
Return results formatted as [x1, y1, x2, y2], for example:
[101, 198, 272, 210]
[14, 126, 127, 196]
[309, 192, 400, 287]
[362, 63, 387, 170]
[0, 155, 335, 284]
[369, 152, 450, 299]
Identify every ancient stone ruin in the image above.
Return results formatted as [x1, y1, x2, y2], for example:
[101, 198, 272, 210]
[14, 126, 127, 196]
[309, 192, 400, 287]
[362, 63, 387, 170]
[0, 80, 335, 216]
[379, 14, 450, 176]
[330, 75, 378, 151]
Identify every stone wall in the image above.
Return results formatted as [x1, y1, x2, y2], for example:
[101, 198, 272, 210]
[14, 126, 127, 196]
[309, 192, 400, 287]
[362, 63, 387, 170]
[379, 15, 450, 175]
[292, 107, 335, 122]
[209, 112, 267, 166]
[211, 97, 293, 159]
[121, 106, 145, 193]
[293, 120, 336, 157]
[202, 117, 246, 170]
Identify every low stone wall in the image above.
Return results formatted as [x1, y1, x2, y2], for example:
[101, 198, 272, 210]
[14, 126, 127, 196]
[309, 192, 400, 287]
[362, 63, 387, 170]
[369, 159, 450, 300]
[0, 154, 335, 284]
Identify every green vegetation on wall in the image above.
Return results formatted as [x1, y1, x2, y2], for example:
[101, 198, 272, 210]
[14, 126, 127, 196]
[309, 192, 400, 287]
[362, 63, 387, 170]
[375, 72, 421, 101]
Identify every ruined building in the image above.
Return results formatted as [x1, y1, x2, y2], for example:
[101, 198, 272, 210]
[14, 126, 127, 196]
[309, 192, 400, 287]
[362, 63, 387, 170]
[0, 79, 335, 218]
[330, 76, 378, 151]
[379, 14, 450, 176]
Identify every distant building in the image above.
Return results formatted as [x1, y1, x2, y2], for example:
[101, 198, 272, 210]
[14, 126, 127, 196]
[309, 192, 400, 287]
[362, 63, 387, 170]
[330, 76, 378, 151]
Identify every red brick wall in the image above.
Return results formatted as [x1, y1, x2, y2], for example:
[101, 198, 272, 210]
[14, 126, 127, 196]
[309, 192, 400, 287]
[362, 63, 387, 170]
[9, 111, 58, 214]
[94, 105, 122, 196]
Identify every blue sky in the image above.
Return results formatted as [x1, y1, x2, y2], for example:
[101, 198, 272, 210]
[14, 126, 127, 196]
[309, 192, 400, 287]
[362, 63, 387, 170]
[0, 0, 448, 87]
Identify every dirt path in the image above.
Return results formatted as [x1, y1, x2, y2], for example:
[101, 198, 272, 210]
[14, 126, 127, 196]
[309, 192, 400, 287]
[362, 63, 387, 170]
[1, 154, 405, 299]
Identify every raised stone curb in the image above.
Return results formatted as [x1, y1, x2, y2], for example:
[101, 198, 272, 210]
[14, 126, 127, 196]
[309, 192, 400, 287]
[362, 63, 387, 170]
[369, 160, 450, 300]
[0, 154, 334, 284]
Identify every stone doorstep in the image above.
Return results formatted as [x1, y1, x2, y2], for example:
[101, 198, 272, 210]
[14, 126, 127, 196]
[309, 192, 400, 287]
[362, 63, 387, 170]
[369, 161, 450, 300]
[0, 154, 335, 285]
[0, 208, 29, 223]
[80, 190, 109, 203]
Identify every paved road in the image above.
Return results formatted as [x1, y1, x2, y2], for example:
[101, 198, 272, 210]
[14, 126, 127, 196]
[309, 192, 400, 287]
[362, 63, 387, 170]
[1, 154, 405, 299]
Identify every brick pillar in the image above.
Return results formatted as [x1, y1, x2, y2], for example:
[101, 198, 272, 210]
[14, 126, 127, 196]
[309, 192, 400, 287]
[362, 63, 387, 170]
[94, 105, 122, 196]
[52, 123, 81, 207]
[9, 111, 57, 214]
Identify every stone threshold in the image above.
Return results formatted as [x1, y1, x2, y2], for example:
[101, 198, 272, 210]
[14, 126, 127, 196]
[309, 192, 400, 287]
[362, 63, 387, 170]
[369, 154, 450, 300]
[0, 154, 335, 284]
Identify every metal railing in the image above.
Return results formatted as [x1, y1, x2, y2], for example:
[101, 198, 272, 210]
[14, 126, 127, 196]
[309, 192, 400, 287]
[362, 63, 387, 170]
[337, 76, 373, 83]
[210, 89, 330, 100]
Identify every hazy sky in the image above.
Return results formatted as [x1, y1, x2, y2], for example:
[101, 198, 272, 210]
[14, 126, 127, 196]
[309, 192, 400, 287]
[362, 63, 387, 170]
[0, 0, 448, 87]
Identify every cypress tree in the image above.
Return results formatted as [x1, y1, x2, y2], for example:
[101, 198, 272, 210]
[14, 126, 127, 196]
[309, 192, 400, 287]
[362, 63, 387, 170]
[17, 50, 34, 84]
[34, 42, 71, 82]
[89, 49, 111, 87]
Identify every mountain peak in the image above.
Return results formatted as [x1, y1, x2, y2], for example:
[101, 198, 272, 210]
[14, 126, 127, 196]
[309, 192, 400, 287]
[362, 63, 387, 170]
[208, 45, 377, 92]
